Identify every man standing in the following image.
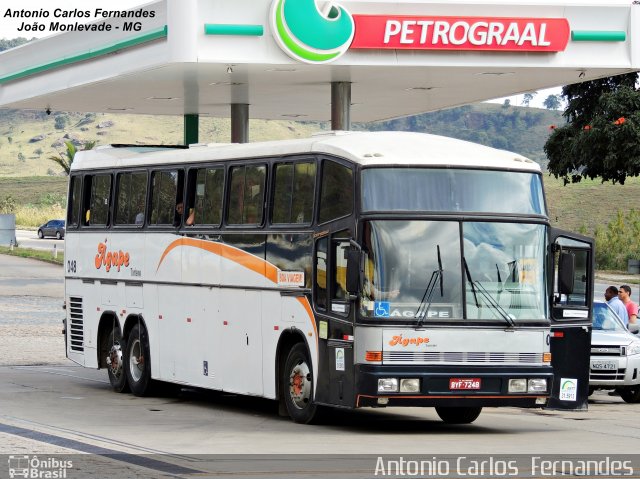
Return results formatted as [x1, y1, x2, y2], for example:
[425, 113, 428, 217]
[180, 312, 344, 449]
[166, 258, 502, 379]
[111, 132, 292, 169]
[619, 285, 638, 325]
[604, 286, 629, 326]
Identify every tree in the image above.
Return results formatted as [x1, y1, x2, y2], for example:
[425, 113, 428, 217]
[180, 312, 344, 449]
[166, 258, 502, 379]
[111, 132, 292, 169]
[522, 92, 537, 107]
[48, 140, 96, 175]
[544, 73, 640, 184]
[502, 99, 511, 108]
[543, 94, 561, 110]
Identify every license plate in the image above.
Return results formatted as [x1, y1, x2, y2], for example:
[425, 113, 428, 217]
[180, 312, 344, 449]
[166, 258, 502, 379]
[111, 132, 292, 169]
[449, 378, 481, 390]
[591, 361, 617, 370]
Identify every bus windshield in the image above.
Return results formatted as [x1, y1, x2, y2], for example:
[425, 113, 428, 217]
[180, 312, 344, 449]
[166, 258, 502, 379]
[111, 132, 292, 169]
[362, 168, 545, 215]
[360, 221, 547, 323]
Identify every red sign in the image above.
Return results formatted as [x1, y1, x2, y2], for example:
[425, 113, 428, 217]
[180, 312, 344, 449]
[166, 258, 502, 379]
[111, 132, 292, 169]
[351, 15, 569, 52]
[449, 378, 482, 390]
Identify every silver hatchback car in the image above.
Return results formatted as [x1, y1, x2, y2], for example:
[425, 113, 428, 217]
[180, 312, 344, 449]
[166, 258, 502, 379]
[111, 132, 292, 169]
[589, 301, 640, 402]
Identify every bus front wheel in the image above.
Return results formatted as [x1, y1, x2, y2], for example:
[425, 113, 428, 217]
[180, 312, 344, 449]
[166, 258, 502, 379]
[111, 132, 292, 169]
[282, 343, 317, 424]
[104, 325, 128, 393]
[125, 323, 153, 396]
[435, 406, 482, 424]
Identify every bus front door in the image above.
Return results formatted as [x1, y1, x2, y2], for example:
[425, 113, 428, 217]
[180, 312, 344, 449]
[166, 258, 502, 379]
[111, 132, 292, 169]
[547, 229, 594, 410]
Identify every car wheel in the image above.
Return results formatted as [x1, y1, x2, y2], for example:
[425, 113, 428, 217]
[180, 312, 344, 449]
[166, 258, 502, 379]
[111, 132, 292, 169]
[37, 229, 44, 239]
[435, 406, 483, 424]
[56, 231, 62, 240]
[619, 385, 640, 403]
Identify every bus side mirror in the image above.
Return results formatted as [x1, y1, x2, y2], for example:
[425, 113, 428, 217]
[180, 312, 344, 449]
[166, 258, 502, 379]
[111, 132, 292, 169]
[558, 252, 575, 295]
[346, 248, 361, 295]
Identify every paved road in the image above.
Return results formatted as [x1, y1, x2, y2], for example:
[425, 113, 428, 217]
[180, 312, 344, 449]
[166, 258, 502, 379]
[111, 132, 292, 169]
[1, 255, 639, 479]
[0, 254, 63, 325]
[15, 229, 64, 254]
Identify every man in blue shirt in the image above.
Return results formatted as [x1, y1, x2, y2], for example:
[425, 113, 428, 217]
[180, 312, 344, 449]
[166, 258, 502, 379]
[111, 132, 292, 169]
[605, 286, 630, 326]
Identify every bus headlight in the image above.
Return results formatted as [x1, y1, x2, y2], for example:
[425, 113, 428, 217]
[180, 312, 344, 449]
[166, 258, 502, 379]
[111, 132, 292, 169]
[508, 379, 527, 393]
[378, 378, 398, 392]
[528, 378, 547, 393]
[400, 378, 420, 393]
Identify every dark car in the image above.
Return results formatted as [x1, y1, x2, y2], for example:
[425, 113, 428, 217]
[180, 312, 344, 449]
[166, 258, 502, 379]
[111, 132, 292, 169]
[37, 219, 65, 240]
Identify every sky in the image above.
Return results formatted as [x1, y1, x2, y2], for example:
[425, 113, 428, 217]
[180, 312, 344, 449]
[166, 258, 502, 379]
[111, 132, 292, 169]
[1, 0, 564, 109]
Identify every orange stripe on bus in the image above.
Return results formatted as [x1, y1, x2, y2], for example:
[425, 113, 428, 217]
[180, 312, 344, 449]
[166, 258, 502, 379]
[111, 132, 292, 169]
[156, 237, 278, 283]
[296, 297, 318, 350]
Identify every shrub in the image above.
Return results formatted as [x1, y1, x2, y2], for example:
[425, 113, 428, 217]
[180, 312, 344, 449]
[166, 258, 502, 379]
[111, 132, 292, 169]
[592, 209, 640, 270]
[14, 204, 66, 228]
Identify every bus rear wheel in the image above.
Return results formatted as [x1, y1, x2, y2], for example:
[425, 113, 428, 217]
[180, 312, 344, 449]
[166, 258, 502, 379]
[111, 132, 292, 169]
[104, 325, 128, 393]
[435, 406, 482, 424]
[125, 323, 153, 396]
[282, 343, 317, 424]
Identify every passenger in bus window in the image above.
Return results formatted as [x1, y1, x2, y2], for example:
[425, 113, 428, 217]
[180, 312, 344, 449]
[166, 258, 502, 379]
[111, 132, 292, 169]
[175, 202, 195, 226]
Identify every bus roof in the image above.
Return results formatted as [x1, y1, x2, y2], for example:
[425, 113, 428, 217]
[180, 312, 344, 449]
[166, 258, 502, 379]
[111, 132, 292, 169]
[71, 131, 541, 172]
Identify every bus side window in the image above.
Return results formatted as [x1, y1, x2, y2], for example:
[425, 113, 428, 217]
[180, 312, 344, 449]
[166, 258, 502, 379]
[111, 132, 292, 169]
[272, 161, 316, 225]
[67, 175, 82, 228]
[84, 173, 112, 226]
[115, 171, 148, 226]
[150, 170, 183, 226]
[319, 160, 353, 224]
[315, 237, 328, 311]
[228, 164, 266, 225]
[188, 167, 224, 226]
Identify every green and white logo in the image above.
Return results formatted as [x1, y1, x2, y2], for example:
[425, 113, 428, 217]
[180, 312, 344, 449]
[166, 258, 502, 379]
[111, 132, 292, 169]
[271, 0, 355, 64]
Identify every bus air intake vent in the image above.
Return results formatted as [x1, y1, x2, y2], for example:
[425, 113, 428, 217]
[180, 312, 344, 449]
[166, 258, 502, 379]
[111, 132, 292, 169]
[68, 297, 84, 352]
[382, 351, 543, 365]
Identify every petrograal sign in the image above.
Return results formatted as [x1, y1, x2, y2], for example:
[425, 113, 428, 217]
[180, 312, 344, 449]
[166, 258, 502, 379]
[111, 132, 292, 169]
[351, 15, 570, 52]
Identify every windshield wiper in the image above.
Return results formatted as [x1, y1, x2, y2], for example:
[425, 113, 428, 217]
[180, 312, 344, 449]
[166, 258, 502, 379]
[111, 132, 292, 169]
[415, 245, 443, 326]
[464, 258, 515, 327]
[473, 281, 516, 327]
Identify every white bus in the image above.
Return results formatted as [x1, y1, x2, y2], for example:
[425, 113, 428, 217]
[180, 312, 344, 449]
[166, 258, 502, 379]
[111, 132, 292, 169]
[63, 131, 594, 424]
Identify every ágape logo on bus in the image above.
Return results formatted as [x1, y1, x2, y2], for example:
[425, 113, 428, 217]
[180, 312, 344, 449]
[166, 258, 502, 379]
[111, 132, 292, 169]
[95, 241, 130, 272]
[388, 334, 430, 347]
[270, 0, 355, 64]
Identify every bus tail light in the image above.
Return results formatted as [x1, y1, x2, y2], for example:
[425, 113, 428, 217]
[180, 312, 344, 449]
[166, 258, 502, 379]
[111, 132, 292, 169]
[543, 352, 552, 363]
[365, 351, 383, 362]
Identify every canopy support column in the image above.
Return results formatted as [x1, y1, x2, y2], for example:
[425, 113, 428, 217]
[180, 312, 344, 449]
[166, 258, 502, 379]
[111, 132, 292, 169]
[331, 82, 351, 131]
[231, 103, 249, 143]
[184, 114, 199, 145]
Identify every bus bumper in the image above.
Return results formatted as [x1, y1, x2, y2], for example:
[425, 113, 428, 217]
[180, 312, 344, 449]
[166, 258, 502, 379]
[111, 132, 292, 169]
[354, 364, 553, 408]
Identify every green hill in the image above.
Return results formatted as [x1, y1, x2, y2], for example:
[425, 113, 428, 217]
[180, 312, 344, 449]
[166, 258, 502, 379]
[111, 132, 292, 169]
[0, 109, 323, 177]
[1, 103, 638, 239]
[361, 103, 564, 166]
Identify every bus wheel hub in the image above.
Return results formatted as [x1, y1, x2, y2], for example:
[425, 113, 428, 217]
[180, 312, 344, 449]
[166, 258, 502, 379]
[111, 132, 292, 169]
[107, 343, 123, 376]
[289, 362, 311, 409]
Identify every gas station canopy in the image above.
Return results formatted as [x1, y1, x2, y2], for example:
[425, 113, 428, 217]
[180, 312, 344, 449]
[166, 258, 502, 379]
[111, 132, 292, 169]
[0, 0, 638, 123]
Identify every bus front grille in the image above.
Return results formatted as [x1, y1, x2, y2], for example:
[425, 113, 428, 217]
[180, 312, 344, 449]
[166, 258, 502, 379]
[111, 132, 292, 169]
[68, 296, 84, 352]
[383, 351, 543, 364]
[589, 369, 626, 381]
